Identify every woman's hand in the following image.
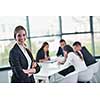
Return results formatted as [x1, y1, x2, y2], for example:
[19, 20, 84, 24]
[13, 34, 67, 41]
[23, 68, 36, 77]
[23, 69, 29, 74]
[32, 62, 37, 68]
[28, 68, 36, 74]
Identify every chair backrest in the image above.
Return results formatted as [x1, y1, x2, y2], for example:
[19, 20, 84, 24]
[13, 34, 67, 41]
[81, 46, 96, 66]
[8, 70, 12, 83]
[78, 66, 94, 82]
[88, 61, 100, 74]
[56, 71, 78, 83]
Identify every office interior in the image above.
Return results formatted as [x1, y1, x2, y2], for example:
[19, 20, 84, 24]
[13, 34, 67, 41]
[0, 16, 100, 83]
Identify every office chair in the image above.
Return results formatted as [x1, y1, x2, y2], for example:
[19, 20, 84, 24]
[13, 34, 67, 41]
[89, 61, 100, 82]
[56, 71, 78, 83]
[78, 65, 94, 83]
[8, 70, 12, 83]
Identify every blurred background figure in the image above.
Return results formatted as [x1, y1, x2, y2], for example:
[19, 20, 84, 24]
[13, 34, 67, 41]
[73, 41, 96, 66]
[36, 42, 50, 62]
[56, 39, 66, 57]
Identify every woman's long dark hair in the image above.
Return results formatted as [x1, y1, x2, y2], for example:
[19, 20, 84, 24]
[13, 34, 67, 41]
[40, 42, 49, 50]
[64, 45, 83, 60]
[63, 45, 74, 53]
[75, 51, 83, 60]
[40, 42, 49, 56]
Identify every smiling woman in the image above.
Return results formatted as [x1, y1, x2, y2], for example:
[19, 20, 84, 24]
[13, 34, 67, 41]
[9, 25, 40, 83]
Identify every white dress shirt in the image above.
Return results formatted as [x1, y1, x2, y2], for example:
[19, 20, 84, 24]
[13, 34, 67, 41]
[17, 44, 32, 69]
[64, 52, 87, 72]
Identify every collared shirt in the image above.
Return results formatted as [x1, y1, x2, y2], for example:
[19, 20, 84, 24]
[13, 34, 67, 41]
[64, 52, 87, 72]
[17, 43, 32, 69]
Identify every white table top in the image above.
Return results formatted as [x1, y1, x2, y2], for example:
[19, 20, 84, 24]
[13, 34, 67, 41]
[34, 62, 72, 77]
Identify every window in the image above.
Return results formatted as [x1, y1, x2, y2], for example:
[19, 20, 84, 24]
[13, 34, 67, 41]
[0, 16, 26, 68]
[0, 16, 26, 39]
[94, 33, 100, 56]
[93, 16, 100, 32]
[0, 40, 15, 68]
[62, 16, 90, 33]
[93, 16, 100, 56]
[29, 16, 60, 37]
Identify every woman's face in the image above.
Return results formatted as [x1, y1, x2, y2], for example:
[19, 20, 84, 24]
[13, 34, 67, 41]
[43, 45, 49, 52]
[16, 30, 26, 45]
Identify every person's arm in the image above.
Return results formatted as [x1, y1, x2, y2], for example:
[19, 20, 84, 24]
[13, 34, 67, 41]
[56, 47, 61, 56]
[24, 48, 40, 75]
[39, 58, 50, 62]
[31, 61, 40, 74]
[9, 50, 30, 82]
[63, 53, 73, 66]
[36, 50, 42, 62]
[23, 62, 40, 76]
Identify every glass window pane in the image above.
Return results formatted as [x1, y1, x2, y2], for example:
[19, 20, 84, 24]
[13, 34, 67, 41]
[93, 16, 100, 32]
[0, 40, 15, 68]
[62, 34, 92, 54]
[0, 16, 26, 39]
[62, 16, 90, 33]
[94, 33, 100, 56]
[29, 16, 60, 36]
[30, 36, 60, 58]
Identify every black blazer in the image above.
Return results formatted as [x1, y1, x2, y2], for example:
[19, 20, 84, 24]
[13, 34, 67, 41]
[9, 43, 40, 83]
[81, 46, 96, 66]
[56, 47, 64, 57]
[36, 49, 50, 62]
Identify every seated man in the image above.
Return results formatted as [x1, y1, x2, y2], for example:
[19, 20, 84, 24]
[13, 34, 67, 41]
[73, 41, 96, 66]
[56, 39, 66, 57]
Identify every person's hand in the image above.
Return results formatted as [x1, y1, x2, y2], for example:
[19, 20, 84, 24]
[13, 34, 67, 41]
[57, 61, 62, 65]
[28, 68, 36, 74]
[23, 68, 36, 77]
[23, 69, 29, 74]
[57, 59, 65, 65]
[32, 62, 37, 68]
[45, 57, 49, 61]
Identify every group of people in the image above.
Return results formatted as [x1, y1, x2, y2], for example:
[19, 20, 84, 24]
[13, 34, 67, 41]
[9, 25, 96, 83]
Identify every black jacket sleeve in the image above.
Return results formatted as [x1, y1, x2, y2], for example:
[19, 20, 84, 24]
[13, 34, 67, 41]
[25, 48, 40, 74]
[9, 50, 31, 82]
[36, 50, 44, 62]
[34, 63, 40, 74]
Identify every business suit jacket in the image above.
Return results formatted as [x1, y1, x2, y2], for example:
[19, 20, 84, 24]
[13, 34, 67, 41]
[36, 49, 50, 62]
[56, 47, 64, 57]
[9, 43, 40, 83]
[81, 46, 96, 66]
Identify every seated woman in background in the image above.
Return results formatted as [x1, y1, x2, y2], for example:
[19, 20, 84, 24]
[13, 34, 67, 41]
[58, 45, 87, 73]
[36, 42, 50, 62]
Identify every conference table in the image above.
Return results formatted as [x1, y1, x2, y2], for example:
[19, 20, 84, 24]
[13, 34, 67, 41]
[34, 61, 87, 83]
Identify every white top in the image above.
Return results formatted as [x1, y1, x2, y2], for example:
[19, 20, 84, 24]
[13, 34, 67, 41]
[17, 44, 32, 69]
[64, 52, 87, 72]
